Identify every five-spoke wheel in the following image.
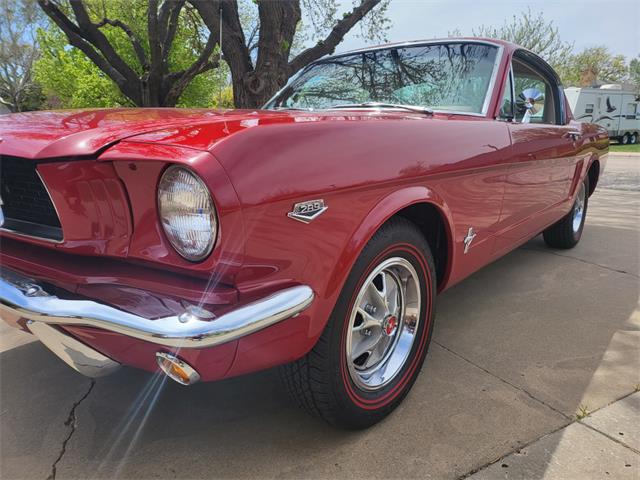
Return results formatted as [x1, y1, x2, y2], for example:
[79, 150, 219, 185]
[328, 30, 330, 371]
[281, 218, 435, 429]
[544, 176, 589, 249]
[346, 257, 420, 391]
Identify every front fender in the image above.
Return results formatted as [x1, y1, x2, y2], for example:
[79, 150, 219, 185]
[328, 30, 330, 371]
[321, 185, 454, 332]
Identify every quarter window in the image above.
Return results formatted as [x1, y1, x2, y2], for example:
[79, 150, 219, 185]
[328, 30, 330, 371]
[499, 70, 514, 120]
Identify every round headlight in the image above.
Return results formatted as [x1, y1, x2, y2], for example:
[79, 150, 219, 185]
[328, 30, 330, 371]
[157, 166, 217, 261]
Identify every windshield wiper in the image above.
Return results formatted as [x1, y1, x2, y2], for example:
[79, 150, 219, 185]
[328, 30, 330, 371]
[328, 102, 434, 115]
[272, 106, 312, 111]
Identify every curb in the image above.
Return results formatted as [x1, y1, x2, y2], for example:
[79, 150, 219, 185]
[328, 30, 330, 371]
[609, 152, 640, 157]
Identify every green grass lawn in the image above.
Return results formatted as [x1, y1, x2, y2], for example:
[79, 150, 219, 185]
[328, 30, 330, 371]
[609, 143, 640, 153]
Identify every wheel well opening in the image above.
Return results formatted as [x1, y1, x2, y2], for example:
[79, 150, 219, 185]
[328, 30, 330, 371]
[587, 160, 600, 197]
[395, 203, 449, 288]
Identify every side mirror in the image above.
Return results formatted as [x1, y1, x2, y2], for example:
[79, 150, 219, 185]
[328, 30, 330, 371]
[517, 88, 544, 124]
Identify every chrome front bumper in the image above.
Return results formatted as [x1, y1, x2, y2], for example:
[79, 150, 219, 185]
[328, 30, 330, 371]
[0, 268, 314, 376]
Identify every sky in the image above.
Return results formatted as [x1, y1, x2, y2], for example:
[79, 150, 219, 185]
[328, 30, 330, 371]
[335, 0, 639, 60]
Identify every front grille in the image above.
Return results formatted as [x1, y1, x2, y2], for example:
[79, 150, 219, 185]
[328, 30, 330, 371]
[0, 156, 63, 241]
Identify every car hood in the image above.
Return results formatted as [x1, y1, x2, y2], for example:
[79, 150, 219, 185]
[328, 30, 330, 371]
[0, 108, 275, 159]
[0, 107, 427, 160]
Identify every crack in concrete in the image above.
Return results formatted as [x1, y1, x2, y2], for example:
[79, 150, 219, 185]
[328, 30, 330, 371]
[46, 380, 95, 480]
[439, 341, 640, 479]
[579, 420, 640, 455]
[576, 390, 640, 455]
[458, 393, 640, 480]
[434, 341, 572, 421]
[457, 422, 572, 479]
[522, 246, 639, 279]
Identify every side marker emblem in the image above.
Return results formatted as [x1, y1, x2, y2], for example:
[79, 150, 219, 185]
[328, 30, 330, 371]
[463, 227, 477, 254]
[288, 199, 327, 223]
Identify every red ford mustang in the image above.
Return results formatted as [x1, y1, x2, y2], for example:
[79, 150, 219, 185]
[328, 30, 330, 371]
[0, 38, 608, 428]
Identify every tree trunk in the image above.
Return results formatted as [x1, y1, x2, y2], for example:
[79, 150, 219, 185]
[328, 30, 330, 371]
[232, 66, 290, 108]
[196, 0, 383, 109]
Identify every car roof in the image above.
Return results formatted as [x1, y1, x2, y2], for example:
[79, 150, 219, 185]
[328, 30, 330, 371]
[324, 37, 519, 60]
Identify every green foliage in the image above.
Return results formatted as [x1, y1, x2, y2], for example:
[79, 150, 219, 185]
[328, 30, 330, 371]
[557, 46, 627, 87]
[609, 144, 640, 153]
[627, 57, 640, 93]
[469, 8, 574, 72]
[34, 0, 229, 109]
[35, 27, 128, 108]
[457, 9, 633, 89]
[301, 0, 390, 44]
[576, 404, 590, 420]
[0, 0, 46, 111]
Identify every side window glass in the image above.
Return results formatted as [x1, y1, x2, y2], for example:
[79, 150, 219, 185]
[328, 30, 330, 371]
[626, 103, 637, 119]
[585, 104, 594, 114]
[499, 71, 514, 120]
[512, 59, 556, 124]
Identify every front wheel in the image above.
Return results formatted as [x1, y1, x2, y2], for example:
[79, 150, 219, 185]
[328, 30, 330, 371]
[281, 218, 436, 429]
[543, 176, 589, 249]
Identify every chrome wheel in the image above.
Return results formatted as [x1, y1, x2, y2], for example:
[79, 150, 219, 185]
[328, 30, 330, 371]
[572, 182, 586, 234]
[345, 257, 421, 391]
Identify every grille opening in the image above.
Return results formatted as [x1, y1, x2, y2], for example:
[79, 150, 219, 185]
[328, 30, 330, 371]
[0, 156, 63, 241]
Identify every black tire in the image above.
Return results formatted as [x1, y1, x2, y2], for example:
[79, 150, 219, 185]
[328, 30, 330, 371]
[543, 176, 589, 249]
[631, 133, 638, 145]
[621, 133, 630, 145]
[280, 217, 436, 429]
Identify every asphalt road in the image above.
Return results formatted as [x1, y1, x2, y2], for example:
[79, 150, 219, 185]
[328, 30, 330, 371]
[1, 154, 638, 480]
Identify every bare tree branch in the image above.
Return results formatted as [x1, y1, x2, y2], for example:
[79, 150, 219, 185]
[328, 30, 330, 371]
[68, 0, 139, 83]
[95, 17, 148, 69]
[163, 0, 186, 64]
[289, 0, 382, 75]
[37, 0, 138, 102]
[166, 34, 219, 105]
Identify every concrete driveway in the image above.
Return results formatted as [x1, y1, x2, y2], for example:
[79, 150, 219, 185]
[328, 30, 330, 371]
[1, 154, 638, 480]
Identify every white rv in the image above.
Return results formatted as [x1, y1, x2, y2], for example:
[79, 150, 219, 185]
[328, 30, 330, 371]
[565, 85, 639, 144]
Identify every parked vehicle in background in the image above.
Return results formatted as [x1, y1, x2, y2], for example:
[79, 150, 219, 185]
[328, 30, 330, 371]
[0, 38, 608, 429]
[565, 85, 640, 144]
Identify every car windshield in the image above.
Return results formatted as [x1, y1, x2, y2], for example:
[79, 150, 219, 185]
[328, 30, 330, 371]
[266, 42, 499, 115]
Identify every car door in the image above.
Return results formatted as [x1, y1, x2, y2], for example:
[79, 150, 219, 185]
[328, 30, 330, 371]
[495, 52, 584, 254]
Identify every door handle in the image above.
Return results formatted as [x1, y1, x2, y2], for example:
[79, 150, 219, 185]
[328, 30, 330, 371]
[565, 131, 583, 141]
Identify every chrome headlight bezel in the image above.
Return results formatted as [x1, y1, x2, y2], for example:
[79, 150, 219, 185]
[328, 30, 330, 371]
[157, 165, 218, 262]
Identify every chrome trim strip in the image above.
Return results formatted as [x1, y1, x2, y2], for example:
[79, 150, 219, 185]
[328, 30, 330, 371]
[27, 320, 121, 377]
[331, 38, 507, 58]
[0, 219, 63, 243]
[510, 64, 516, 118]
[0, 268, 314, 349]
[481, 45, 504, 116]
[36, 168, 64, 239]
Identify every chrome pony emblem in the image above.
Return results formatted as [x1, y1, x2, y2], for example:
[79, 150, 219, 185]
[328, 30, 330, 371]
[463, 227, 477, 254]
[287, 199, 327, 223]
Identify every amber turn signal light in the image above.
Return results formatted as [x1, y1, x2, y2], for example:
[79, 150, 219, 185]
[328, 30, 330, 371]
[156, 352, 200, 385]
